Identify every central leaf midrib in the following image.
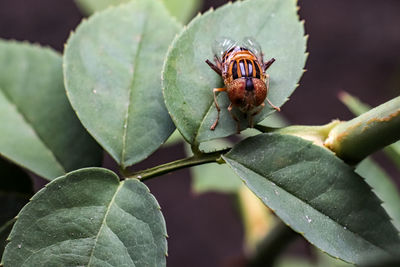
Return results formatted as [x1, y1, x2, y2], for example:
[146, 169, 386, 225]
[225, 156, 392, 254]
[120, 9, 150, 166]
[0, 89, 66, 174]
[87, 182, 129, 266]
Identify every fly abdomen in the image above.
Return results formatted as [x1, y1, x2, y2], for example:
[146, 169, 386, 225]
[229, 58, 261, 80]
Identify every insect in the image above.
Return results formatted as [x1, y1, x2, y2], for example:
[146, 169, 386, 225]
[205, 37, 280, 133]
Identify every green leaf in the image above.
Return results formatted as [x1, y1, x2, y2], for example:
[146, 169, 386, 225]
[0, 158, 33, 257]
[384, 142, 400, 169]
[163, 0, 201, 23]
[276, 249, 354, 267]
[223, 133, 400, 264]
[163, 129, 185, 147]
[189, 113, 289, 194]
[275, 250, 355, 267]
[74, 0, 130, 15]
[64, 0, 181, 168]
[1, 168, 167, 267]
[75, 0, 200, 24]
[338, 91, 370, 115]
[163, 0, 307, 144]
[356, 158, 400, 231]
[0, 40, 102, 180]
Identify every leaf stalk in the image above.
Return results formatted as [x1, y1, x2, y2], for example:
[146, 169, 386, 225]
[125, 148, 230, 181]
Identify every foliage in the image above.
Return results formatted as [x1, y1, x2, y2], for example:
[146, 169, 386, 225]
[64, 0, 181, 168]
[1, 0, 400, 266]
[0, 41, 102, 180]
[163, 0, 307, 144]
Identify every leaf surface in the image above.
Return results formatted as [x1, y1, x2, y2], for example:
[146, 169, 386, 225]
[163, 0, 307, 144]
[163, 0, 201, 23]
[356, 158, 400, 231]
[223, 133, 400, 264]
[0, 41, 101, 180]
[190, 113, 287, 194]
[74, 0, 200, 23]
[64, 0, 181, 168]
[1, 168, 167, 267]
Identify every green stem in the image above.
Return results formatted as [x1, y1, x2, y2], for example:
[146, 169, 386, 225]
[256, 120, 340, 148]
[339, 91, 400, 168]
[125, 148, 230, 181]
[257, 96, 400, 164]
[325, 96, 400, 163]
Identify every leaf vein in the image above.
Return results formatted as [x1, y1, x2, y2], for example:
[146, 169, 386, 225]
[87, 182, 124, 266]
[120, 9, 150, 167]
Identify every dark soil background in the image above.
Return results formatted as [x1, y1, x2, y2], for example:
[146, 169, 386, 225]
[1, 0, 399, 266]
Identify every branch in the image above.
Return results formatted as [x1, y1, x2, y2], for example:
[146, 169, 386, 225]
[256, 96, 400, 164]
[325, 96, 400, 163]
[125, 148, 230, 181]
[255, 120, 340, 148]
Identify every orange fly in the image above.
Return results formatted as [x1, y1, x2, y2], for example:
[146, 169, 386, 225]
[205, 37, 280, 133]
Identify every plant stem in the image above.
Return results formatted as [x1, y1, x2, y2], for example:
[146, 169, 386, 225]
[325, 96, 400, 163]
[248, 220, 299, 267]
[125, 148, 230, 181]
[339, 91, 400, 168]
[257, 96, 400, 164]
[256, 120, 340, 148]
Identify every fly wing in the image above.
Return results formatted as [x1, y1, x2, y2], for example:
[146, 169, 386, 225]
[242, 37, 264, 63]
[212, 37, 237, 62]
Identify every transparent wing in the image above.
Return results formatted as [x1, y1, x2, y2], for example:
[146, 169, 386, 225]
[212, 37, 237, 61]
[242, 37, 263, 62]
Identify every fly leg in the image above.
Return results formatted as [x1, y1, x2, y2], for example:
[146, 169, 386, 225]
[210, 88, 227, 130]
[265, 74, 280, 111]
[205, 59, 222, 76]
[263, 58, 275, 72]
[214, 56, 223, 71]
[228, 103, 241, 134]
[249, 103, 265, 128]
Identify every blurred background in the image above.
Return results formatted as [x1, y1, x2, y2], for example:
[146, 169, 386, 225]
[0, 0, 399, 266]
